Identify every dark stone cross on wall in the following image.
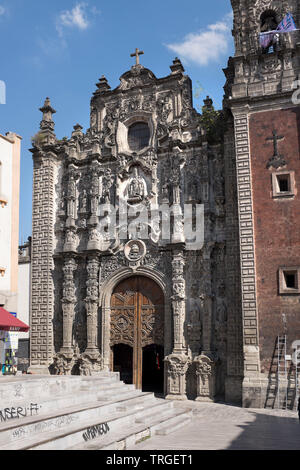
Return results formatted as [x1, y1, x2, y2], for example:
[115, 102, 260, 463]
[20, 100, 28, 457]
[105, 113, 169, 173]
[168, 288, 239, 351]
[266, 129, 287, 169]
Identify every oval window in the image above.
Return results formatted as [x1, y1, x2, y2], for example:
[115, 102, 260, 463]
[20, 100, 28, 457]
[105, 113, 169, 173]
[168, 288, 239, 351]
[128, 122, 150, 151]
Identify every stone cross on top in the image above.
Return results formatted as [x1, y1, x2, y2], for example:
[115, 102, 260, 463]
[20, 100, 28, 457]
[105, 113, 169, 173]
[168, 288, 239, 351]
[131, 48, 144, 65]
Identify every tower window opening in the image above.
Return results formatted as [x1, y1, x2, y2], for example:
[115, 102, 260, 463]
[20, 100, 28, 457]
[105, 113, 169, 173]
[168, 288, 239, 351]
[260, 10, 280, 53]
[260, 11, 278, 33]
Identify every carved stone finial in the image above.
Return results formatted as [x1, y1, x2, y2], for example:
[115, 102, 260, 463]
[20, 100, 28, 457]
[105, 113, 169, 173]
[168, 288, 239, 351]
[39, 97, 56, 131]
[72, 124, 84, 138]
[95, 75, 111, 93]
[170, 57, 185, 74]
[203, 96, 214, 111]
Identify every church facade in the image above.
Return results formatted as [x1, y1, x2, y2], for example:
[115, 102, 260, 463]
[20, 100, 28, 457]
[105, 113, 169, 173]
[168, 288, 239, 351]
[29, 0, 300, 407]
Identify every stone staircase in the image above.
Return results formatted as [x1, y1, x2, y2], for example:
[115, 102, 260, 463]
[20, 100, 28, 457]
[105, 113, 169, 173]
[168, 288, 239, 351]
[0, 373, 192, 450]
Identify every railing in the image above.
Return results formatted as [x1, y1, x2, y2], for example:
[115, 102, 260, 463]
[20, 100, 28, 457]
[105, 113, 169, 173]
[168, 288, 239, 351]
[259, 29, 300, 51]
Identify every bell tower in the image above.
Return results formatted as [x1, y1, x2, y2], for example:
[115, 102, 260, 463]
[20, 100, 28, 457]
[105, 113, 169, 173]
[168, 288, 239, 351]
[224, 1, 300, 407]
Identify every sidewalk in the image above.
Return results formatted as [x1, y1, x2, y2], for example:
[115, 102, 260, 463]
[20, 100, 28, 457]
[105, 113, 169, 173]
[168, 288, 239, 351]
[127, 401, 300, 450]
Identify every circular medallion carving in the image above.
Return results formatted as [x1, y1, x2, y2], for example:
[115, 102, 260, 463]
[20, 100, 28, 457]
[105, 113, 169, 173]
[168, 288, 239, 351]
[124, 240, 146, 262]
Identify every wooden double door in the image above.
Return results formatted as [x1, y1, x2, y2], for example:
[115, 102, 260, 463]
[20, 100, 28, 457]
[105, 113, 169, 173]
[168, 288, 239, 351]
[110, 276, 164, 390]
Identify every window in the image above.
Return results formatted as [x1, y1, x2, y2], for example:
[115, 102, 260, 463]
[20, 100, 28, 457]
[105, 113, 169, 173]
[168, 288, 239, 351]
[128, 122, 150, 152]
[272, 171, 295, 198]
[279, 267, 300, 294]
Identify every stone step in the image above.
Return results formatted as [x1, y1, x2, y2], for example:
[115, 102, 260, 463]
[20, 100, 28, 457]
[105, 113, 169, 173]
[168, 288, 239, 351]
[0, 373, 120, 406]
[155, 412, 192, 436]
[134, 401, 173, 424]
[0, 375, 126, 407]
[0, 374, 190, 451]
[67, 407, 193, 451]
[0, 383, 135, 426]
[115, 394, 157, 412]
[0, 388, 151, 450]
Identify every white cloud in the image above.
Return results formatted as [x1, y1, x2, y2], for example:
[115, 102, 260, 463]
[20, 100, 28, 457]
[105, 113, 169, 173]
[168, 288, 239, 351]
[0, 6, 6, 16]
[56, 2, 91, 36]
[166, 12, 233, 66]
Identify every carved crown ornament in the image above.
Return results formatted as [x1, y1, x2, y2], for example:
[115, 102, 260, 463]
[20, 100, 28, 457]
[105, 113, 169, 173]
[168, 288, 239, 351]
[124, 240, 147, 267]
[118, 65, 157, 91]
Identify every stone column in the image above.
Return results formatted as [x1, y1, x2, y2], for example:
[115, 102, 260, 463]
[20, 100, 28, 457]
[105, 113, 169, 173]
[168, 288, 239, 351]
[165, 249, 190, 400]
[82, 255, 103, 374]
[29, 98, 58, 374]
[53, 257, 77, 375]
[60, 258, 77, 353]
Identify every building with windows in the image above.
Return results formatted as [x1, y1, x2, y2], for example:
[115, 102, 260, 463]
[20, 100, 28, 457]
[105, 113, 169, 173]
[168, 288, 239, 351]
[17, 237, 31, 372]
[0, 131, 22, 375]
[0, 132, 21, 313]
[29, 0, 300, 407]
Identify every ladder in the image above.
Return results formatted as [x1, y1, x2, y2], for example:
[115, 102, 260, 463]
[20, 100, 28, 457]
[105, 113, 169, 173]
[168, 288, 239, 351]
[265, 335, 289, 409]
[294, 342, 300, 409]
[277, 335, 287, 409]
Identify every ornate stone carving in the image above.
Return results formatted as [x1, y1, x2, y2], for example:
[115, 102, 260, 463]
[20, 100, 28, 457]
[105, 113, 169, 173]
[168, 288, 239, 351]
[52, 352, 76, 376]
[194, 354, 217, 401]
[171, 250, 186, 353]
[78, 354, 102, 375]
[124, 240, 146, 268]
[89, 163, 102, 223]
[60, 258, 77, 356]
[165, 353, 190, 400]
[85, 256, 101, 358]
[66, 167, 79, 224]
[101, 168, 114, 203]
[124, 166, 148, 205]
[64, 229, 78, 252]
[118, 64, 156, 91]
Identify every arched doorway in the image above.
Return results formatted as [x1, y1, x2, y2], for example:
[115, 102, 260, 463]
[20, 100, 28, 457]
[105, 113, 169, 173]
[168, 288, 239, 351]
[110, 276, 164, 391]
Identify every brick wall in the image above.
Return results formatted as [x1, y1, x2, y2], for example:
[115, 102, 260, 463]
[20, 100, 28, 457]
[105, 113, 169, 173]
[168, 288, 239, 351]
[249, 107, 300, 372]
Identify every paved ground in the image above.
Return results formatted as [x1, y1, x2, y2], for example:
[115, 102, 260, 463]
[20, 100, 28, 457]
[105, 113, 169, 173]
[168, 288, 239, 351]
[128, 401, 300, 450]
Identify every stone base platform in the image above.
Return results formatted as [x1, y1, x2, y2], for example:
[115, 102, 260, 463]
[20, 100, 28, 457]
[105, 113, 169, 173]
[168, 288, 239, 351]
[0, 373, 192, 450]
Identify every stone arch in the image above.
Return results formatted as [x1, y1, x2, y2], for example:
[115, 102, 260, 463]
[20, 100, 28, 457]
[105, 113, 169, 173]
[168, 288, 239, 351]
[260, 9, 279, 31]
[99, 266, 172, 372]
[255, 2, 283, 24]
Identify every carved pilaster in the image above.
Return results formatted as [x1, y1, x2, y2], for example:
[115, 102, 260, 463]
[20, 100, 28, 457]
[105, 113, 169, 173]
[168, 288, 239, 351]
[171, 249, 186, 353]
[166, 249, 190, 400]
[66, 166, 79, 228]
[232, 110, 261, 405]
[89, 162, 102, 225]
[84, 256, 102, 372]
[60, 257, 77, 358]
[165, 353, 190, 400]
[194, 354, 217, 402]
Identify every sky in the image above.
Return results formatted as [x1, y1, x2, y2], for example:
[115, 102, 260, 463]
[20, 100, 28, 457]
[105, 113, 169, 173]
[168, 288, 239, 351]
[0, 0, 234, 243]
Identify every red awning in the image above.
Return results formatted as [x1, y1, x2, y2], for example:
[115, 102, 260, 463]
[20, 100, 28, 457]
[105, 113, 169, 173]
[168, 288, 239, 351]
[0, 307, 30, 332]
